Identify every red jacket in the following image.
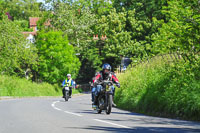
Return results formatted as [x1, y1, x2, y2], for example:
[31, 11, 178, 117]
[93, 71, 119, 84]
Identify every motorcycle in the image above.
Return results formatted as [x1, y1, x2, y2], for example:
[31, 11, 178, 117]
[95, 80, 113, 115]
[63, 83, 70, 101]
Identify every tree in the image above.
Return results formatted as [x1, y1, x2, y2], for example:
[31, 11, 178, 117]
[1, 0, 43, 21]
[47, 2, 96, 49]
[0, 15, 38, 77]
[43, 1, 99, 82]
[152, 0, 200, 55]
[94, 8, 133, 67]
[36, 31, 81, 84]
[113, 0, 167, 19]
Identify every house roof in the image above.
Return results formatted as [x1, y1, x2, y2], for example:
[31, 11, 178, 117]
[29, 17, 39, 26]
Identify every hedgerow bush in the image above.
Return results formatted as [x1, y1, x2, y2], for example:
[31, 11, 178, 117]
[115, 55, 200, 121]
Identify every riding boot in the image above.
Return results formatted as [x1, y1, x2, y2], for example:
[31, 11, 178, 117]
[92, 96, 97, 109]
[94, 96, 97, 105]
[69, 88, 72, 98]
[62, 88, 65, 98]
[91, 92, 95, 102]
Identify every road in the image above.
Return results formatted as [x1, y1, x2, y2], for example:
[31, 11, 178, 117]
[0, 94, 200, 133]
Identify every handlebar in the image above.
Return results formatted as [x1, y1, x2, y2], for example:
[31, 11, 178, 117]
[96, 80, 113, 86]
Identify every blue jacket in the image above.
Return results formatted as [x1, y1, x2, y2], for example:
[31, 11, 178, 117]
[62, 79, 74, 87]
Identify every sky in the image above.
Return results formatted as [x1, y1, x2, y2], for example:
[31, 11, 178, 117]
[37, 0, 45, 3]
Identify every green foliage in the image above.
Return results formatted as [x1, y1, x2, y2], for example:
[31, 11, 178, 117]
[1, 0, 43, 20]
[80, 0, 113, 16]
[95, 8, 133, 67]
[77, 40, 102, 83]
[0, 75, 61, 96]
[0, 16, 38, 77]
[152, 1, 200, 54]
[115, 55, 200, 121]
[14, 20, 33, 32]
[36, 31, 81, 84]
[113, 0, 167, 19]
[44, 1, 99, 82]
[47, 2, 96, 48]
[0, 75, 82, 97]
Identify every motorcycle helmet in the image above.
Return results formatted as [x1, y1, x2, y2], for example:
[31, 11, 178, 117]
[67, 74, 71, 77]
[102, 63, 111, 75]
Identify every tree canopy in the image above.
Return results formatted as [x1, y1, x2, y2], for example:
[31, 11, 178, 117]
[0, 16, 37, 77]
[36, 31, 81, 84]
[0, 0, 199, 83]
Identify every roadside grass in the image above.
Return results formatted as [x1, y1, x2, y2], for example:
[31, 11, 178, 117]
[0, 75, 82, 97]
[115, 55, 200, 121]
[72, 88, 83, 94]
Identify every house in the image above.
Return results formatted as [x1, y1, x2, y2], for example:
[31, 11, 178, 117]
[22, 17, 39, 43]
[22, 17, 50, 43]
[29, 17, 40, 32]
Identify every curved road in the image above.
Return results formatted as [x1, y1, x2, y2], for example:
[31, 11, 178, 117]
[0, 94, 200, 133]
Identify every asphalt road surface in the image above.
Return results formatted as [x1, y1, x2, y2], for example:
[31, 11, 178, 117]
[0, 94, 200, 133]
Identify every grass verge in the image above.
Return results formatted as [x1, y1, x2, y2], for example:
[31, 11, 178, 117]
[115, 55, 200, 121]
[0, 75, 82, 97]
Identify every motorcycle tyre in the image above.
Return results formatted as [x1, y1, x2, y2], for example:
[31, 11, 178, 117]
[65, 91, 69, 101]
[106, 95, 112, 115]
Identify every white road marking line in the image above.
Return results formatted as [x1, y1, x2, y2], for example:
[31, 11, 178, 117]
[51, 101, 62, 111]
[54, 107, 61, 111]
[64, 111, 83, 117]
[93, 119, 131, 129]
[51, 101, 83, 116]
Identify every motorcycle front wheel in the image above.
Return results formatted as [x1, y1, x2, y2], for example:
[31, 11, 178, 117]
[64, 91, 69, 101]
[106, 94, 112, 114]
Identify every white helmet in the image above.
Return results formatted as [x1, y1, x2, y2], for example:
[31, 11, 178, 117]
[67, 74, 71, 77]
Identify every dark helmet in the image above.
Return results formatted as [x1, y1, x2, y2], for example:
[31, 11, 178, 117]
[102, 63, 111, 71]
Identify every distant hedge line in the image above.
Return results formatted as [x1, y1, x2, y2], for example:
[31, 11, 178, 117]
[0, 75, 82, 97]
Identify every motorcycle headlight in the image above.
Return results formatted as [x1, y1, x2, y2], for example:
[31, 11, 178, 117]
[65, 87, 69, 90]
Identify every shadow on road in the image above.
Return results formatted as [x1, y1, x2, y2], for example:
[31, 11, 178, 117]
[66, 126, 200, 133]
[78, 109, 200, 130]
[107, 112, 200, 127]
[111, 111, 144, 116]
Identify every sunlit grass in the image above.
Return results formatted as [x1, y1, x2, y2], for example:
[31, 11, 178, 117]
[0, 75, 82, 97]
[115, 55, 200, 121]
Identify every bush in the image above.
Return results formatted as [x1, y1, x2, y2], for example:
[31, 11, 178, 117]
[115, 55, 200, 121]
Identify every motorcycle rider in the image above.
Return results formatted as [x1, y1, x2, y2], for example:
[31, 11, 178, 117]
[92, 63, 120, 108]
[62, 74, 74, 98]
